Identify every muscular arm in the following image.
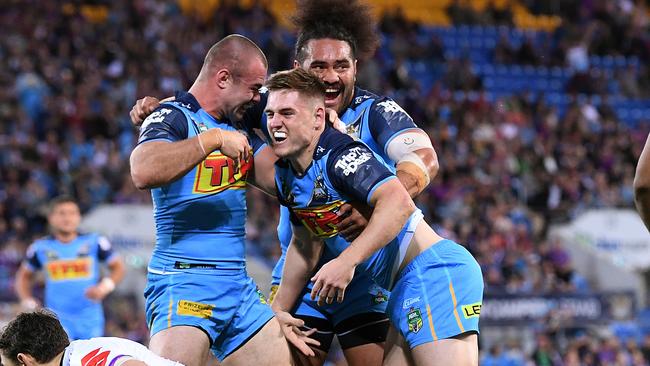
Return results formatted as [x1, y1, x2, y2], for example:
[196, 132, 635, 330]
[271, 225, 324, 313]
[634, 134, 650, 231]
[390, 130, 439, 198]
[247, 145, 278, 196]
[130, 138, 208, 189]
[338, 179, 415, 267]
[130, 128, 247, 189]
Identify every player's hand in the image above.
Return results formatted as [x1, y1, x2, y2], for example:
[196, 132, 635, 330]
[84, 278, 115, 302]
[335, 202, 372, 241]
[310, 257, 355, 306]
[129, 96, 162, 127]
[218, 129, 253, 168]
[325, 108, 346, 134]
[275, 310, 320, 357]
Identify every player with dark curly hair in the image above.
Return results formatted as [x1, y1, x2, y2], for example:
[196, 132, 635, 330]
[0, 310, 182, 366]
[129, 1, 439, 365]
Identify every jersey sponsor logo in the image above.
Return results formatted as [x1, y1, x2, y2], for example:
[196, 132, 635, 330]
[192, 152, 252, 194]
[141, 108, 173, 130]
[462, 302, 482, 319]
[402, 296, 421, 309]
[46, 258, 92, 281]
[81, 347, 110, 366]
[407, 307, 423, 333]
[334, 147, 372, 176]
[176, 300, 215, 319]
[292, 200, 345, 238]
[377, 100, 408, 115]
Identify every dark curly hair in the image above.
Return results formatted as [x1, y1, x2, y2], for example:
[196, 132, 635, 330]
[293, 0, 380, 63]
[0, 310, 70, 364]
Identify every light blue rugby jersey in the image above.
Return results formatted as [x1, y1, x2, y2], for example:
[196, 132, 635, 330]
[137, 91, 266, 269]
[275, 126, 422, 289]
[245, 87, 422, 282]
[24, 233, 115, 317]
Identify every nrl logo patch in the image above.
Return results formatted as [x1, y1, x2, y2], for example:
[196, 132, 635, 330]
[407, 307, 423, 333]
[369, 284, 388, 305]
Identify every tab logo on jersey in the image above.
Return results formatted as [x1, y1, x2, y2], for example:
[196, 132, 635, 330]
[192, 152, 252, 194]
[334, 147, 371, 176]
[462, 302, 482, 319]
[46, 258, 92, 281]
[177, 300, 214, 319]
[292, 200, 345, 238]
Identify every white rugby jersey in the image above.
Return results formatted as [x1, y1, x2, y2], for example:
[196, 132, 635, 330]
[61, 337, 183, 366]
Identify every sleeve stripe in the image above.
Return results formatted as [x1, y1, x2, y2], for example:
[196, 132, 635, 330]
[366, 175, 398, 204]
[382, 127, 424, 156]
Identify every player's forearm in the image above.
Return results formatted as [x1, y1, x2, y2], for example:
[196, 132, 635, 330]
[108, 259, 126, 285]
[248, 147, 278, 197]
[15, 266, 34, 301]
[339, 185, 415, 267]
[395, 148, 438, 198]
[273, 242, 317, 312]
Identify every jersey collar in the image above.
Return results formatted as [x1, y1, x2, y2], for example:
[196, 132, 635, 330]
[174, 91, 202, 113]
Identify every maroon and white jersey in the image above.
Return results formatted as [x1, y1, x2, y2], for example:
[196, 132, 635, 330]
[62, 337, 183, 366]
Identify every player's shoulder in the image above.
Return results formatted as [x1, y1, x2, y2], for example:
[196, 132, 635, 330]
[315, 126, 356, 160]
[140, 90, 201, 131]
[29, 235, 55, 249]
[140, 104, 187, 132]
[349, 87, 380, 109]
[369, 94, 410, 117]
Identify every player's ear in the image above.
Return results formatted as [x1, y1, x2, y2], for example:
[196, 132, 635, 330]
[17, 352, 34, 366]
[314, 106, 325, 130]
[215, 68, 232, 89]
[293, 60, 301, 69]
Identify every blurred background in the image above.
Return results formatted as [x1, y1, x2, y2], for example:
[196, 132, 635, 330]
[1, 0, 650, 364]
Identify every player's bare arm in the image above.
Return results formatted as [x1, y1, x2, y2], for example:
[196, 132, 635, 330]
[85, 256, 125, 302]
[311, 178, 415, 306]
[130, 128, 250, 189]
[635, 133, 650, 231]
[15, 264, 39, 310]
[272, 225, 324, 357]
[390, 129, 439, 198]
[247, 145, 278, 196]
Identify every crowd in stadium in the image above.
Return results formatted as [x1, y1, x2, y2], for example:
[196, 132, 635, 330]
[0, 0, 649, 364]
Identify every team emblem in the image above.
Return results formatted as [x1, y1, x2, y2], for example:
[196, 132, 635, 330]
[407, 307, 423, 333]
[309, 174, 329, 204]
[369, 284, 388, 304]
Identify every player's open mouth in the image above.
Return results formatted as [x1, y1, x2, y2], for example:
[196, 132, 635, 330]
[273, 130, 287, 143]
[325, 87, 342, 103]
